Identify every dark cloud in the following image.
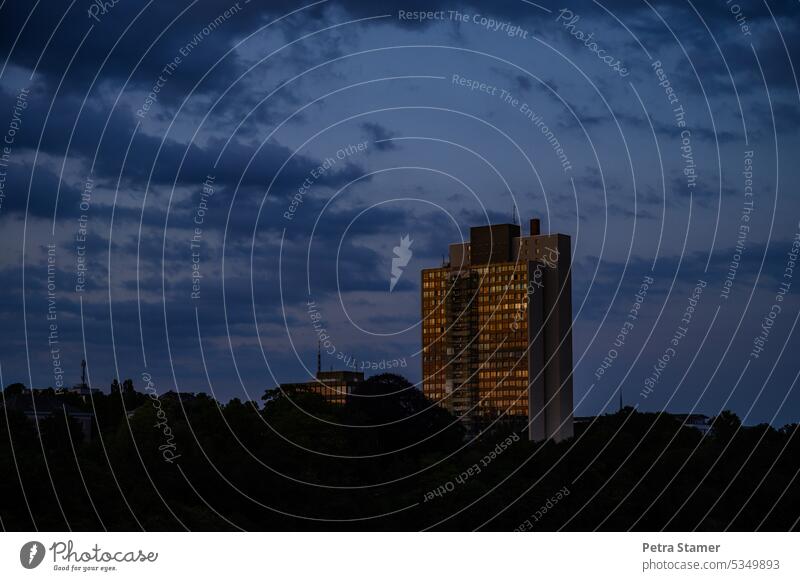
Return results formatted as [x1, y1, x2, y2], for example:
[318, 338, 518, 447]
[0, 160, 81, 218]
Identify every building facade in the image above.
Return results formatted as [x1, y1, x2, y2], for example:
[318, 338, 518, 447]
[421, 218, 574, 441]
[280, 370, 364, 406]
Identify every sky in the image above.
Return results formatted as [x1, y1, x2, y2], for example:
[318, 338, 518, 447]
[0, 0, 799, 426]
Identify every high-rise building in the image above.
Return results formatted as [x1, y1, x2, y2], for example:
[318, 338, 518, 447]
[421, 218, 573, 441]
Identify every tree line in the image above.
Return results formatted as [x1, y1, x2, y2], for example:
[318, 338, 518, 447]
[0, 374, 798, 531]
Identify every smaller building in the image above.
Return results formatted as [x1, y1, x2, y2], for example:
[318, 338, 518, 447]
[673, 413, 712, 435]
[280, 370, 364, 405]
[1, 391, 94, 441]
[573, 411, 713, 436]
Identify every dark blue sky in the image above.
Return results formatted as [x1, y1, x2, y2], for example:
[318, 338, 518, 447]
[0, 0, 799, 426]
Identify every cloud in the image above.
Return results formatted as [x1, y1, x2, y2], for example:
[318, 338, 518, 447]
[0, 160, 81, 218]
[360, 122, 397, 151]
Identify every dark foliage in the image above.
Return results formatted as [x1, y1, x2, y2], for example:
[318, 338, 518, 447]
[1, 378, 798, 531]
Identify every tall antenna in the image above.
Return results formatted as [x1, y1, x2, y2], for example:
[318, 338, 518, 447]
[317, 341, 321, 376]
[81, 359, 87, 386]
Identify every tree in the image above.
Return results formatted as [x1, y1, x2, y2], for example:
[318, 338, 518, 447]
[711, 410, 741, 440]
[346, 373, 462, 454]
[347, 373, 423, 422]
[3, 383, 26, 396]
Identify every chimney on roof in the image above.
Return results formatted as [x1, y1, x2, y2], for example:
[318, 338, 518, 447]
[530, 218, 541, 236]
